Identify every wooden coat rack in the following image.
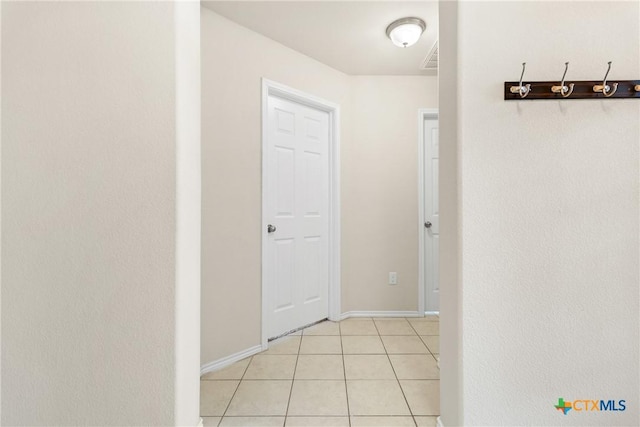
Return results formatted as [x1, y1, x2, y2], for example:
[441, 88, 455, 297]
[504, 62, 640, 101]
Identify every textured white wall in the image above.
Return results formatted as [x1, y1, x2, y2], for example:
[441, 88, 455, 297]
[2, 2, 200, 425]
[448, 2, 639, 425]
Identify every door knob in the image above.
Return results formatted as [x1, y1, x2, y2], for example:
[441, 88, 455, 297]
[424, 221, 432, 229]
[267, 224, 276, 233]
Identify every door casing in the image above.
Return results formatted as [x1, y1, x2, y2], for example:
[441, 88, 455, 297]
[261, 79, 341, 349]
[418, 108, 439, 315]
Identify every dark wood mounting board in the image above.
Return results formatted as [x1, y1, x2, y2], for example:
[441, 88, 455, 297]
[504, 80, 640, 100]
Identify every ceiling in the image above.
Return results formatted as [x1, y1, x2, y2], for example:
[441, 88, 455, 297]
[201, 1, 438, 76]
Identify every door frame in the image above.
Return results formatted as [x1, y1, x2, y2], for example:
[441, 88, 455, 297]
[261, 78, 341, 349]
[418, 108, 439, 315]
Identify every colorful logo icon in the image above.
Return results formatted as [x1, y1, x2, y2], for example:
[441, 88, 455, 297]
[555, 398, 572, 415]
[554, 398, 626, 414]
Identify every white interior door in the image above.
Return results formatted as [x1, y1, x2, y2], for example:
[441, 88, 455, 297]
[424, 117, 439, 312]
[265, 94, 330, 339]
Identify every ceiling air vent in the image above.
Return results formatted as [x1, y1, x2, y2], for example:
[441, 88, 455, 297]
[420, 40, 438, 73]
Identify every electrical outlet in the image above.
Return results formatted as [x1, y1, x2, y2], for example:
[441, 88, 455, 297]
[389, 272, 397, 285]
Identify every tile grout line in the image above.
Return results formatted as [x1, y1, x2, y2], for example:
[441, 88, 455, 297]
[408, 321, 434, 357]
[410, 319, 442, 420]
[338, 321, 352, 427]
[412, 319, 440, 362]
[419, 335, 438, 361]
[283, 329, 304, 425]
[373, 319, 418, 427]
[216, 356, 253, 426]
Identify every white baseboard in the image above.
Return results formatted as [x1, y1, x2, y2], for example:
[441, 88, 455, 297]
[340, 310, 424, 320]
[200, 344, 263, 376]
[436, 416, 443, 427]
[425, 310, 440, 316]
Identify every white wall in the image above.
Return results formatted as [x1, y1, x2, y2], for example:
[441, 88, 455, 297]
[437, 1, 463, 425]
[440, 1, 639, 425]
[174, 1, 202, 426]
[343, 76, 437, 312]
[2, 2, 200, 425]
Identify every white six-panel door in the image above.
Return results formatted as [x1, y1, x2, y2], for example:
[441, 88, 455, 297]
[265, 94, 330, 339]
[424, 117, 440, 312]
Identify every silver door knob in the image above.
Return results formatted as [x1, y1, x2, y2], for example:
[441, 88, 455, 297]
[424, 221, 432, 229]
[267, 224, 276, 233]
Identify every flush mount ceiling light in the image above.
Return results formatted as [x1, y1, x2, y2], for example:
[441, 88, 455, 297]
[386, 17, 426, 48]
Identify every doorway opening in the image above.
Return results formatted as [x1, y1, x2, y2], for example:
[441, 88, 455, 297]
[418, 109, 440, 315]
[200, 1, 448, 424]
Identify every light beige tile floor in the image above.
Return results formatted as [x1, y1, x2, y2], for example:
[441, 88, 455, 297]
[201, 316, 439, 427]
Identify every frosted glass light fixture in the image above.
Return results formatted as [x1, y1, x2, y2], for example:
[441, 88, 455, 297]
[386, 17, 426, 48]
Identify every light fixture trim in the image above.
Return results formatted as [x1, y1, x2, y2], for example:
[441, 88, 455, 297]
[386, 17, 426, 48]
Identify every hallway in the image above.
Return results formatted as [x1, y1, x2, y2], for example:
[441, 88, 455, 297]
[201, 316, 439, 426]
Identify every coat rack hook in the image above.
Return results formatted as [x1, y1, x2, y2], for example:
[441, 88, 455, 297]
[551, 62, 575, 97]
[593, 61, 618, 97]
[509, 62, 531, 98]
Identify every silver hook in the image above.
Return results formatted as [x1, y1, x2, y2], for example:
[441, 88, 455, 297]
[510, 62, 531, 98]
[593, 61, 618, 97]
[603, 61, 611, 87]
[551, 62, 575, 97]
